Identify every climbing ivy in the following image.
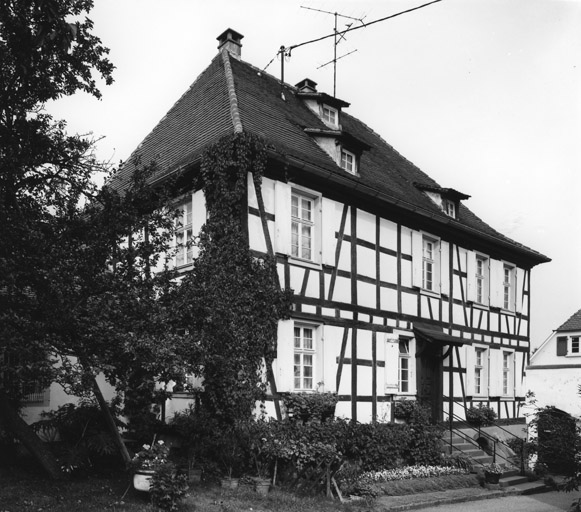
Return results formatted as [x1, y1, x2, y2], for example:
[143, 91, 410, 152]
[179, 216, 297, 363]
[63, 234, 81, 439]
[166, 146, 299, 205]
[178, 133, 292, 423]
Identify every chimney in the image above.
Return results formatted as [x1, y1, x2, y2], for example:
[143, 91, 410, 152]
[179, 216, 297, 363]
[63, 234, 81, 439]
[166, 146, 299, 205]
[217, 28, 244, 60]
[295, 78, 318, 93]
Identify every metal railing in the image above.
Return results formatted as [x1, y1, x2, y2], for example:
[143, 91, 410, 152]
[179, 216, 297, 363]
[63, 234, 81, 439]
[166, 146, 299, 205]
[439, 400, 526, 475]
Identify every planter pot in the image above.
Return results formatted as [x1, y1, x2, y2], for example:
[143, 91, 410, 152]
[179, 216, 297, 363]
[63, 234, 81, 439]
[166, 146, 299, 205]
[220, 477, 239, 489]
[133, 469, 155, 492]
[484, 471, 501, 484]
[255, 478, 270, 495]
[188, 468, 202, 485]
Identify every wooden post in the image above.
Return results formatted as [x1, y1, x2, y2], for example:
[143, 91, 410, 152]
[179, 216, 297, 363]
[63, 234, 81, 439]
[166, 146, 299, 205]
[91, 377, 132, 466]
[0, 389, 63, 480]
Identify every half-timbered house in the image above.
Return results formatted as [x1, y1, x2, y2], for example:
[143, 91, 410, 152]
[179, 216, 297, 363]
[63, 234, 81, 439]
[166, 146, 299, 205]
[115, 29, 549, 424]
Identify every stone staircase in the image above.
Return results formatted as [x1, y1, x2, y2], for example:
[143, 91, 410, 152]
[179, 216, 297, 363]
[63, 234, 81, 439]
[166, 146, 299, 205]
[444, 433, 547, 494]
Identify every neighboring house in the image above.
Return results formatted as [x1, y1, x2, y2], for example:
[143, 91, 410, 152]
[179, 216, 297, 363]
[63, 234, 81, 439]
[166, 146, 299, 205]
[114, 29, 549, 424]
[20, 374, 116, 425]
[527, 308, 581, 418]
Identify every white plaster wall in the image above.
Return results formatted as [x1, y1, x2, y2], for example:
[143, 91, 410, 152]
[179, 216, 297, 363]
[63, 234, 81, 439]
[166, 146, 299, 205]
[527, 367, 581, 418]
[21, 373, 116, 425]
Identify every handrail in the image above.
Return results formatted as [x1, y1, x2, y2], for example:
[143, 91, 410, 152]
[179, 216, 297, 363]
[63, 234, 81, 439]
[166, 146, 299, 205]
[439, 400, 526, 475]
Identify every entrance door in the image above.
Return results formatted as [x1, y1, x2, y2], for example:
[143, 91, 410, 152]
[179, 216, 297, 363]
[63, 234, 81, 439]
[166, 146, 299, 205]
[416, 340, 443, 422]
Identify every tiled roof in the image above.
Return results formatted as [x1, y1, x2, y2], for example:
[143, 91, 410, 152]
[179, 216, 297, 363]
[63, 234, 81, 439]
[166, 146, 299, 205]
[112, 48, 549, 265]
[556, 309, 581, 332]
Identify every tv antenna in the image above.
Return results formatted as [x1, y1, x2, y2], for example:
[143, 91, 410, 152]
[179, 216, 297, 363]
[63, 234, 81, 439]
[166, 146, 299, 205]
[265, 1, 443, 93]
[300, 6, 365, 97]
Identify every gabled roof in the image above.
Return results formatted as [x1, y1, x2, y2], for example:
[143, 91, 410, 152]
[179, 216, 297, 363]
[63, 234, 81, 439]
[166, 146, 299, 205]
[556, 309, 581, 332]
[112, 43, 550, 267]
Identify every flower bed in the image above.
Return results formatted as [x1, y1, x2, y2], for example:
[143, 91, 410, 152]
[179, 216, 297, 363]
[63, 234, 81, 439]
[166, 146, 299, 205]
[364, 464, 470, 482]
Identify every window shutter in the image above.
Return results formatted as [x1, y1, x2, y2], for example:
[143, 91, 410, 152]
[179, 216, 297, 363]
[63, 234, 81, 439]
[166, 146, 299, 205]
[490, 259, 503, 308]
[514, 352, 525, 397]
[440, 242, 450, 296]
[275, 320, 295, 392]
[384, 338, 399, 393]
[466, 252, 476, 303]
[488, 349, 502, 396]
[411, 231, 423, 288]
[465, 346, 474, 394]
[515, 268, 524, 313]
[274, 181, 291, 255]
[321, 198, 335, 266]
[556, 336, 568, 356]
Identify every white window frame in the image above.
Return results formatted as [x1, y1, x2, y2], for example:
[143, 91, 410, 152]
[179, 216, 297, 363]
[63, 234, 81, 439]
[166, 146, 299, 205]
[422, 237, 438, 292]
[175, 198, 194, 268]
[572, 336, 580, 354]
[293, 324, 316, 391]
[444, 199, 456, 218]
[291, 189, 319, 263]
[398, 340, 411, 393]
[474, 347, 487, 396]
[340, 148, 357, 174]
[475, 255, 489, 305]
[502, 264, 515, 310]
[502, 351, 513, 396]
[321, 104, 338, 127]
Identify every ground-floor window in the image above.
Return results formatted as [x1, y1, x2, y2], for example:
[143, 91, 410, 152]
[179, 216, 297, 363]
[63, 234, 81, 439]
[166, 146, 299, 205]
[294, 324, 315, 390]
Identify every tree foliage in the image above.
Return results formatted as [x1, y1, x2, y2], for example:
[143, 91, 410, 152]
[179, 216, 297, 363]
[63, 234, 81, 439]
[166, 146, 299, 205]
[176, 133, 292, 423]
[0, 0, 113, 404]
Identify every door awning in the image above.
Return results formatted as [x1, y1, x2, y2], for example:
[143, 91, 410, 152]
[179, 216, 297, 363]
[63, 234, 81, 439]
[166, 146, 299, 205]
[413, 323, 472, 347]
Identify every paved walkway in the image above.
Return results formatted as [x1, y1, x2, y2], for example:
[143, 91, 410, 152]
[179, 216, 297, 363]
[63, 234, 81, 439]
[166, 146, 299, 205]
[372, 486, 581, 511]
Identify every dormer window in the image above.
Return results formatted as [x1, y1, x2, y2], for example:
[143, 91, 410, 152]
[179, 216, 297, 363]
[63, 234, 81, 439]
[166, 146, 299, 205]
[322, 105, 338, 127]
[444, 199, 456, 218]
[340, 148, 356, 174]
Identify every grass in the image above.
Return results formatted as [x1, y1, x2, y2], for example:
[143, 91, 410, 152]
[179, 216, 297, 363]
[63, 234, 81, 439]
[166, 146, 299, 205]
[0, 465, 369, 512]
[0, 464, 481, 511]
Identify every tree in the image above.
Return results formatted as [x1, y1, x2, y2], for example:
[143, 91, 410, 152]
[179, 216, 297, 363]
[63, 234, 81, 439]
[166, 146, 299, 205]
[0, 0, 113, 478]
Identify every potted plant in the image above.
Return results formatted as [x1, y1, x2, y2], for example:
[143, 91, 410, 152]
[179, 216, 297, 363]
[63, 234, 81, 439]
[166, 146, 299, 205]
[483, 462, 504, 484]
[131, 440, 170, 491]
[249, 422, 274, 494]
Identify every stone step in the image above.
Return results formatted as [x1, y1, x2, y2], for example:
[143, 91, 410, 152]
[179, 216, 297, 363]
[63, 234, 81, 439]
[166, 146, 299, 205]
[500, 475, 529, 487]
[451, 443, 478, 452]
[510, 480, 549, 495]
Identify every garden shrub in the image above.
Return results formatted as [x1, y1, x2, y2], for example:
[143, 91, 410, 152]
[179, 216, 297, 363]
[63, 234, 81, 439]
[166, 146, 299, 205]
[32, 399, 124, 473]
[149, 462, 188, 511]
[466, 404, 497, 427]
[281, 392, 338, 423]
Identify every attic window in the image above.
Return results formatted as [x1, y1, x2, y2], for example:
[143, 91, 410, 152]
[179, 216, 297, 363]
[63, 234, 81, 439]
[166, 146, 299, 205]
[322, 105, 338, 127]
[340, 149, 356, 174]
[444, 199, 456, 218]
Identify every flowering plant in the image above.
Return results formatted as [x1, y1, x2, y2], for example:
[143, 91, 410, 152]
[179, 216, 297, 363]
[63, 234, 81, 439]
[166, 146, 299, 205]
[131, 440, 169, 470]
[483, 462, 503, 475]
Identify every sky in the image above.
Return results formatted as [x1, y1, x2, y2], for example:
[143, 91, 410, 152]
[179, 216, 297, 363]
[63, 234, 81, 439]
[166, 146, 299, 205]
[47, 0, 581, 348]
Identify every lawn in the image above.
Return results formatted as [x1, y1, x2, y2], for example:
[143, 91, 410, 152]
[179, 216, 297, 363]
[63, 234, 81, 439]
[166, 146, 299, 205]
[0, 466, 369, 512]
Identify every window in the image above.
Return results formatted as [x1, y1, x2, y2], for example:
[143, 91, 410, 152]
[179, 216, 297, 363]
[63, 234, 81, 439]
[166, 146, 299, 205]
[22, 380, 49, 404]
[294, 325, 315, 390]
[503, 265, 514, 310]
[322, 105, 338, 126]
[291, 191, 315, 261]
[176, 199, 193, 267]
[398, 340, 411, 393]
[422, 238, 436, 291]
[444, 200, 456, 218]
[475, 256, 488, 304]
[474, 348, 486, 395]
[572, 337, 580, 354]
[502, 351, 512, 396]
[340, 149, 357, 174]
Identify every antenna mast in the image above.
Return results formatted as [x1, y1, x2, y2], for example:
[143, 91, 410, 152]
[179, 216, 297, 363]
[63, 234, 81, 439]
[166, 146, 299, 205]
[300, 6, 365, 97]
